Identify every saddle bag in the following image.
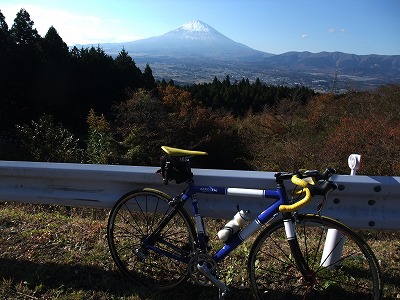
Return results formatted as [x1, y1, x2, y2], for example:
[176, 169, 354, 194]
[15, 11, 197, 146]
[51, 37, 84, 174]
[160, 155, 193, 184]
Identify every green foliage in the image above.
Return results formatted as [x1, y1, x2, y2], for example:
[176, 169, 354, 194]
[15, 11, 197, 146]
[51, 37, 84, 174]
[15, 115, 83, 163]
[187, 77, 316, 116]
[86, 109, 113, 164]
[112, 89, 169, 166]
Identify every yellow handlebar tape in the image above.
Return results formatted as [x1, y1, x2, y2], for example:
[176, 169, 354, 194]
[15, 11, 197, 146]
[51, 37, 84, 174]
[279, 175, 312, 213]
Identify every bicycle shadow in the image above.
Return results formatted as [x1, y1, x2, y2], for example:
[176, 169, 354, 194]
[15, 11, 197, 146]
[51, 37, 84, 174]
[2, 256, 395, 299]
[0, 257, 251, 299]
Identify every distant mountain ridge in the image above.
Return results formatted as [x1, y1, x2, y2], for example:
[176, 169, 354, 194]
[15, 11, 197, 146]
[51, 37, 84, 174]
[264, 51, 400, 78]
[80, 20, 400, 91]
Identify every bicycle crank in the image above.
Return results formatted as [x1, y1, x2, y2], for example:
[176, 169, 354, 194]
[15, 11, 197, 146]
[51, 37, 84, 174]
[188, 253, 229, 299]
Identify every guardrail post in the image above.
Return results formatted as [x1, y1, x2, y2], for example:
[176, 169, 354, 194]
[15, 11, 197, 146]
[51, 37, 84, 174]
[321, 154, 361, 269]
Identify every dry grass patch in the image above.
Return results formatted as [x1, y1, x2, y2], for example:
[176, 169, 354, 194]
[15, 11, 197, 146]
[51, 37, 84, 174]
[1, 202, 399, 299]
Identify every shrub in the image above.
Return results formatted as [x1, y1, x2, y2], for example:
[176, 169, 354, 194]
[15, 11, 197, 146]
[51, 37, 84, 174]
[16, 115, 83, 162]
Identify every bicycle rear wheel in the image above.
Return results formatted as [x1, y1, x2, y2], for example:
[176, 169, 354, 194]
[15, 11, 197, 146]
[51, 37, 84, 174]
[107, 188, 196, 290]
[248, 214, 382, 299]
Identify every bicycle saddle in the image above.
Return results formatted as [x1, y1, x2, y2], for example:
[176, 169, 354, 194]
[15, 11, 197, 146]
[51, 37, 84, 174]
[161, 146, 208, 157]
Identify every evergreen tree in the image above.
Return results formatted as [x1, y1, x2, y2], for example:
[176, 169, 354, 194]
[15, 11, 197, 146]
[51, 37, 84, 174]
[43, 26, 69, 63]
[0, 10, 11, 67]
[142, 63, 156, 90]
[10, 8, 40, 46]
[36, 26, 71, 124]
[115, 48, 143, 93]
[160, 78, 168, 89]
[223, 75, 231, 87]
[0, 10, 13, 131]
[2, 9, 43, 128]
[67, 46, 117, 135]
[115, 48, 135, 69]
[0, 10, 10, 49]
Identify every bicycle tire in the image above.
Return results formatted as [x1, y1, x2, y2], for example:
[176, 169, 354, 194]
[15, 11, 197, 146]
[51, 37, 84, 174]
[107, 188, 196, 290]
[248, 214, 382, 299]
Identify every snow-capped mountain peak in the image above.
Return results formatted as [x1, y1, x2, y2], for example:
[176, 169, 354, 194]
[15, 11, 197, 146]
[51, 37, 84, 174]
[163, 20, 225, 41]
[179, 20, 211, 33]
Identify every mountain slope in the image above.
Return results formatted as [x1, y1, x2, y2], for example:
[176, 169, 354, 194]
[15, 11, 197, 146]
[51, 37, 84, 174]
[100, 20, 273, 61]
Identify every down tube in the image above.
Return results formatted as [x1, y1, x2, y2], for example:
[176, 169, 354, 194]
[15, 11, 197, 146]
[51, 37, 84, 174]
[213, 199, 283, 262]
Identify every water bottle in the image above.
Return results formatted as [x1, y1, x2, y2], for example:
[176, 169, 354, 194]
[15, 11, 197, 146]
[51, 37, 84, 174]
[217, 209, 251, 242]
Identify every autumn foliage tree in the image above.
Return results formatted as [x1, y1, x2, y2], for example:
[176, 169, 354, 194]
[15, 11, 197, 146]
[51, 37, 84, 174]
[241, 84, 400, 175]
[322, 116, 400, 175]
[110, 86, 252, 169]
[318, 85, 400, 175]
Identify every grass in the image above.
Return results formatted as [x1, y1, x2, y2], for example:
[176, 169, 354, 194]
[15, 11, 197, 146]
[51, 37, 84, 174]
[0, 202, 399, 299]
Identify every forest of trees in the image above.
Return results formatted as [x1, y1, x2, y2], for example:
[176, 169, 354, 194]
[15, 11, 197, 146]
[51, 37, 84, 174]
[1, 9, 400, 176]
[0, 8, 156, 136]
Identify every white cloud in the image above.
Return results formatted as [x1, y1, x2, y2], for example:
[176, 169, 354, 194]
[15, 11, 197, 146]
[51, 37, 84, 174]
[301, 34, 308, 38]
[2, 4, 140, 45]
[328, 28, 347, 34]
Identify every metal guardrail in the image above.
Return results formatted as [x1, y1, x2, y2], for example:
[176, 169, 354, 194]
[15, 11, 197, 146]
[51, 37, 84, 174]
[0, 160, 399, 230]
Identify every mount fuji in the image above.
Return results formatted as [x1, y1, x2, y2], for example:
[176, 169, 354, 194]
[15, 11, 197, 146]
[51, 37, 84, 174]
[99, 20, 273, 62]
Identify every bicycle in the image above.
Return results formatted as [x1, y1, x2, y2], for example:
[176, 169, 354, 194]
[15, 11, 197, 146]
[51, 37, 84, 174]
[107, 146, 382, 299]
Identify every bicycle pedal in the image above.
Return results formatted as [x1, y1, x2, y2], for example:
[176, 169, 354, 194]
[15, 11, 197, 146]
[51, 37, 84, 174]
[219, 289, 228, 300]
[135, 248, 147, 261]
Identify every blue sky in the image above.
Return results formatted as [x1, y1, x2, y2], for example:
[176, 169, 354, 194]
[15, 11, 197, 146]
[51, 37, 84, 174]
[2, 0, 399, 55]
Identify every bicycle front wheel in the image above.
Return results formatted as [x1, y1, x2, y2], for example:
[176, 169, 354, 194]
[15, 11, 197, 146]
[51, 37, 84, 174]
[107, 188, 196, 290]
[248, 214, 382, 299]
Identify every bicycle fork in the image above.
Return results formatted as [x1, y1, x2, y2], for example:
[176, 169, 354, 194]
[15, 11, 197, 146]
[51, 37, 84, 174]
[283, 213, 314, 285]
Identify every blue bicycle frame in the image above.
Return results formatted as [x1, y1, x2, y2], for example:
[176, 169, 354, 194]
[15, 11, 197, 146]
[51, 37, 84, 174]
[175, 180, 290, 263]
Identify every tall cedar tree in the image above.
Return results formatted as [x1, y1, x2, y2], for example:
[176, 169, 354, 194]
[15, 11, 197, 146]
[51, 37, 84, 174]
[5, 9, 42, 127]
[10, 8, 40, 46]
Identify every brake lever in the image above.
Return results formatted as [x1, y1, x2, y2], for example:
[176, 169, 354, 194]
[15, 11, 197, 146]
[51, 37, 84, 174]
[316, 181, 337, 215]
[317, 196, 327, 215]
[303, 168, 336, 181]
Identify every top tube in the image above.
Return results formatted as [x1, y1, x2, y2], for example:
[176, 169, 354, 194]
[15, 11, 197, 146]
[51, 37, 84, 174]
[182, 183, 282, 201]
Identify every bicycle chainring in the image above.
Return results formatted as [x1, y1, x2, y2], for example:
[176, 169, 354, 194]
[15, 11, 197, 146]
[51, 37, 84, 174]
[188, 253, 219, 286]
